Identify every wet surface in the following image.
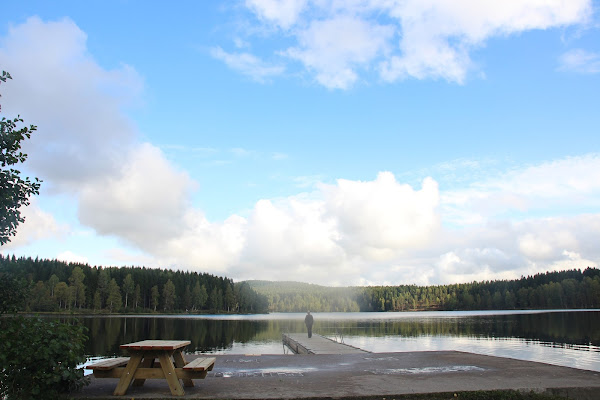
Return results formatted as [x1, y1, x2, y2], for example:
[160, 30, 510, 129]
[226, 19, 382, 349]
[73, 351, 600, 399]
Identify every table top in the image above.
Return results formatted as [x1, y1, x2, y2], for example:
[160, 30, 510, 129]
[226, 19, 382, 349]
[120, 340, 191, 351]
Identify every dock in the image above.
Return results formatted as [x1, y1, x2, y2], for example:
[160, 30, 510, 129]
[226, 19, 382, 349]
[282, 333, 369, 354]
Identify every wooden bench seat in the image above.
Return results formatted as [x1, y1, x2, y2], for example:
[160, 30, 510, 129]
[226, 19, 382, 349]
[183, 357, 215, 371]
[86, 357, 130, 371]
[86, 356, 215, 381]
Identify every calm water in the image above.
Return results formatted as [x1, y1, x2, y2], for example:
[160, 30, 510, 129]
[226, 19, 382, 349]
[71, 310, 600, 372]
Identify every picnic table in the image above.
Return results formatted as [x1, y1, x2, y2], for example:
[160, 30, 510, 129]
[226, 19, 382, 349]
[86, 340, 215, 396]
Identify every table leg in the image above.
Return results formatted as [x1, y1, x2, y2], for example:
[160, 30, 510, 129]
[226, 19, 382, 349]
[173, 350, 194, 387]
[132, 355, 155, 387]
[113, 353, 143, 396]
[158, 352, 185, 396]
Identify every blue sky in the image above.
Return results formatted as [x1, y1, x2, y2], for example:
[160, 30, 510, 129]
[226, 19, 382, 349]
[1, 0, 599, 286]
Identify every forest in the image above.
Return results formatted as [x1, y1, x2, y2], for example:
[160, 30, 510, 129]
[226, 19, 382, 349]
[1, 254, 599, 314]
[0, 255, 268, 313]
[248, 268, 600, 312]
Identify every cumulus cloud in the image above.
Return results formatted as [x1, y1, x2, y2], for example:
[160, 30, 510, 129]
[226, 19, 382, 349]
[285, 16, 394, 89]
[0, 199, 65, 250]
[226, 173, 442, 283]
[4, 16, 600, 287]
[379, 0, 592, 83]
[558, 48, 600, 74]
[325, 173, 440, 258]
[224, 0, 592, 88]
[1, 17, 200, 265]
[442, 154, 600, 226]
[78, 143, 196, 248]
[0, 16, 142, 189]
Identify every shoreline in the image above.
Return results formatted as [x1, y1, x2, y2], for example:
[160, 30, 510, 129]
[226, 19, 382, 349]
[72, 351, 600, 399]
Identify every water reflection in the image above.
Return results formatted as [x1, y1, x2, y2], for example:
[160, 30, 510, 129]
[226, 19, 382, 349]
[67, 310, 600, 372]
[345, 335, 600, 373]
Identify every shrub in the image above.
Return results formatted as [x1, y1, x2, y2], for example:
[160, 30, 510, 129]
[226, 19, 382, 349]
[0, 316, 89, 399]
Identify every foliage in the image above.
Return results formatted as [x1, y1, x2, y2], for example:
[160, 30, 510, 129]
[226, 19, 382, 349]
[0, 271, 27, 313]
[122, 273, 134, 308]
[0, 271, 88, 399]
[248, 280, 359, 312]
[163, 279, 176, 311]
[249, 268, 600, 312]
[0, 254, 269, 314]
[3, 254, 598, 315]
[0, 316, 88, 399]
[0, 71, 42, 245]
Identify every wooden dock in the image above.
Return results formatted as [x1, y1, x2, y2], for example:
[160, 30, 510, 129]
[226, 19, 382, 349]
[282, 333, 370, 354]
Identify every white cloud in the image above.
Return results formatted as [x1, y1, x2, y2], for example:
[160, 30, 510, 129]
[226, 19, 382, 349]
[4, 16, 600, 287]
[0, 17, 142, 189]
[0, 199, 64, 249]
[210, 46, 284, 82]
[245, 0, 308, 30]
[442, 154, 600, 225]
[324, 173, 440, 258]
[549, 250, 597, 271]
[153, 211, 247, 273]
[285, 16, 394, 89]
[380, 0, 592, 83]
[78, 143, 196, 249]
[226, 173, 441, 283]
[435, 249, 520, 285]
[236, 0, 592, 88]
[56, 251, 89, 264]
[558, 48, 600, 74]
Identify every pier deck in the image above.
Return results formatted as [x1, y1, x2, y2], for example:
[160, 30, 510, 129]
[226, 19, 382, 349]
[282, 333, 369, 354]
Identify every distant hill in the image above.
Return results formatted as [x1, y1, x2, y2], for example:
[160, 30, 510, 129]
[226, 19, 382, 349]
[246, 280, 332, 291]
[245, 280, 360, 312]
[244, 268, 600, 313]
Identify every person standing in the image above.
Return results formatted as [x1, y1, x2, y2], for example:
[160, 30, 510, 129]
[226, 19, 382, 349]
[305, 311, 314, 338]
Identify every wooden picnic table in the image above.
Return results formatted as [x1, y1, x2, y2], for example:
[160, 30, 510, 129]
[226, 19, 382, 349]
[86, 340, 215, 396]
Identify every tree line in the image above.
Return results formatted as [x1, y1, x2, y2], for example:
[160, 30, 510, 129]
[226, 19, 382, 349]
[0, 255, 268, 313]
[248, 268, 600, 312]
[2, 254, 599, 314]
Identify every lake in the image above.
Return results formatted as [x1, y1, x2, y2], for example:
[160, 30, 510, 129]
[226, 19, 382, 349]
[73, 309, 600, 372]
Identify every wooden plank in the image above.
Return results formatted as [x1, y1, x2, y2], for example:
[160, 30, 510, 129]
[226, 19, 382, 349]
[86, 357, 130, 370]
[120, 340, 191, 351]
[183, 357, 216, 371]
[132, 355, 155, 387]
[113, 353, 142, 396]
[93, 367, 209, 380]
[173, 350, 194, 387]
[158, 351, 185, 396]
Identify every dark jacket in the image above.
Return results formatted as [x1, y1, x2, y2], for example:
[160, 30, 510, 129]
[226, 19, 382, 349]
[305, 313, 314, 327]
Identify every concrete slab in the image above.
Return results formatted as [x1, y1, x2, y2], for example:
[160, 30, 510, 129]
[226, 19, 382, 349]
[71, 351, 600, 399]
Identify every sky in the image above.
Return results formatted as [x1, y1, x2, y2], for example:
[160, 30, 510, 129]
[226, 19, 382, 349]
[1, 0, 599, 287]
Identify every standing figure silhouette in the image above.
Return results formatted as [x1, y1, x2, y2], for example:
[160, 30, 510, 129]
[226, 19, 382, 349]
[305, 311, 314, 338]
